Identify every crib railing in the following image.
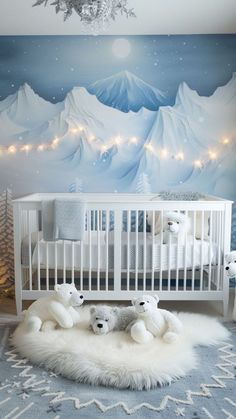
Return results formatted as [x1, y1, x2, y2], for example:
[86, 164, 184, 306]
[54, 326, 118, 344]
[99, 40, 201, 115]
[13, 194, 232, 316]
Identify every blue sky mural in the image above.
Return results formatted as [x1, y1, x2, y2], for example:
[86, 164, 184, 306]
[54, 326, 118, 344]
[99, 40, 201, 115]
[0, 35, 236, 104]
[0, 34, 236, 247]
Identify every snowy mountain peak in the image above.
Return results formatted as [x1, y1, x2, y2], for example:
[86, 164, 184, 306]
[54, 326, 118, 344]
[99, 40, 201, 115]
[175, 82, 200, 106]
[87, 70, 166, 113]
[212, 72, 236, 102]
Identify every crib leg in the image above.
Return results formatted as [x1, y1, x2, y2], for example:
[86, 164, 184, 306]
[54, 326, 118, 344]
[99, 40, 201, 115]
[223, 293, 229, 319]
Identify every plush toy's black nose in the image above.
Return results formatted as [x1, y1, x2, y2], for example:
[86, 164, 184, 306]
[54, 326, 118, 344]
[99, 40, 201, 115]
[139, 302, 145, 306]
[80, 295, 84, 299]
[168, 221, 173, 226]
[225, 266, 229, 270]
[97, 324, 103, 328]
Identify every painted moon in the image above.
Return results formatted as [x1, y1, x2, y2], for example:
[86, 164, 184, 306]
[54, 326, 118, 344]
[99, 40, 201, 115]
[112, 38, 131, 59]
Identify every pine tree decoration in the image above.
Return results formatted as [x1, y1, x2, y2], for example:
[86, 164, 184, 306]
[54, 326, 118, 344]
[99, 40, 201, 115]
[0, 189, 15, 298]
[136, 172, 152, 194]
[69, 177, 83, 193]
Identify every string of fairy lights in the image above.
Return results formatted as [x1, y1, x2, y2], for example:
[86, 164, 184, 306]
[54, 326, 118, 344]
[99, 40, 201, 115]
[0, 123, 232, 170]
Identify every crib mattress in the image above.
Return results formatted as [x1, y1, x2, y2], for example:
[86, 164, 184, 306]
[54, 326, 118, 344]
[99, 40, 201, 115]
[21, 231, 219, 272]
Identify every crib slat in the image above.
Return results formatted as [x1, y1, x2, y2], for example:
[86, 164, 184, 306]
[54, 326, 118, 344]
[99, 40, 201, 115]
[160, 210, 163, 291]
[217, 211, 222, 290]
[37, 230, 41, 291]
[88, 210, 92, 291]
[46, 242, 49, 291]
[151, 210, 155, 291]
[27, 211, 32, 291]
[135, 211, 138, 291]
[191, 211, 196, 291]
[143, 210, 147, 291]
[54, 241, 58, 286]
[97, 211, 100, 291]
[80, 240, 84, 291]
[208, 211, 213, 291]
[176, 225, 180, 291]
[105, 210, 109, 291]
[200, 211, 204, 291]
[127, 210, 131, 291]
[183, 210, 188, 291]
[63, 240, 66, 284]
[71, 241, 75, 284]
[167, 233, 171, 292]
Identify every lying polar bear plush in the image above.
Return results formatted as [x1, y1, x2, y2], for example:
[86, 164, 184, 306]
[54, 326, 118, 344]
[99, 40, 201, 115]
[225, 251, 236, 321]
[90, 305, 137, 335]
[130, 295, 183, 344]
[23, 283, 84, 332]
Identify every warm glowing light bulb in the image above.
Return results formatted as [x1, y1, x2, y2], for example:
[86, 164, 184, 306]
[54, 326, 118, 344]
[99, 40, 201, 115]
[8, 145, 16, 154]
[222, 138, 230, 145]
[101, 145, 108, 152]
[89, 134, 95, 141]
[144, 143, 153, 151]
[114, 135, 123, 145]
[129, 136, 138, 144]
[78, 125, 84, 132]
[70, 128, 79, 134]
[160, 148, 168, 158]
[51, 137, 60, 149]
[175, 151, 184, 161]
[37, 144, 45, 151]
[208, 150, 218, 160]
[194, 159, 203, 169]
[21, 144, 32, 152]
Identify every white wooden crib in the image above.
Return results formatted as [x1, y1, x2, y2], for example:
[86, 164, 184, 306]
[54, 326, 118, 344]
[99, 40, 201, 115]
[13, 193, 233, 316]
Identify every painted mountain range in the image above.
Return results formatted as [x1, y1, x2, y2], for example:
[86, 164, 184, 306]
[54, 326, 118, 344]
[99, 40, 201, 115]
[0, 70, 235, 202]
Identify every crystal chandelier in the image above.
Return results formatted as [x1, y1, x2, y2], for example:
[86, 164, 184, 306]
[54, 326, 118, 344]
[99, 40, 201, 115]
[33, 1, 136, 34]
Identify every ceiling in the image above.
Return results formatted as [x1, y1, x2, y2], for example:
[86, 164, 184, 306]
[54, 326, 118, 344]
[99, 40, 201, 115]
[1, 0, 236, 35]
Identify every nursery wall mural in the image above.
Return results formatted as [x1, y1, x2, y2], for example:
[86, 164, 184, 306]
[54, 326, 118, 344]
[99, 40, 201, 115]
[0, 35, 236, 247]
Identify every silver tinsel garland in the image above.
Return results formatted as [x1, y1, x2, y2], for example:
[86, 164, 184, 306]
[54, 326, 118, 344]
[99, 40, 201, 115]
[33, 0, 136, 31]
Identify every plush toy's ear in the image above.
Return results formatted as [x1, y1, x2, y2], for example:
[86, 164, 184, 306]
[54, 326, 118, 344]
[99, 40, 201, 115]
[225, 253, 231, 261]
[90, 306, 96, 315]
[54, 284, 61, 292]
[131, 298, 137, 306]
[153, 295, 160, 304]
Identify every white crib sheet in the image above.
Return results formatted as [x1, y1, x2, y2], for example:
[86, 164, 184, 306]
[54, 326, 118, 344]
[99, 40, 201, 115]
[22, 231, 219, 271]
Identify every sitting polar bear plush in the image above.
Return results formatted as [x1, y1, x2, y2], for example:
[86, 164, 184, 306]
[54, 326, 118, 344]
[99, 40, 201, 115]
[225, 251, 236, 321]
[90, 305, 137, 335]
[130, 295, 183, 344]
[162, 211, 191, 245]
[23, 283, 84, 332]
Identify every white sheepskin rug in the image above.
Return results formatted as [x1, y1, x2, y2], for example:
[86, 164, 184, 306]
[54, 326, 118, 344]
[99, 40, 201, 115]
[11, 307, 230, 390]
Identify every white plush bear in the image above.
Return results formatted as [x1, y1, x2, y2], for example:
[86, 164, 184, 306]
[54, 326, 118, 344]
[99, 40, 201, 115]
[130, 295, 183, 344]
[90, 305, 137, 335]
[162, 211, 191, 245]
[23, 283, 84, 332]
[225, 251, 236, 321]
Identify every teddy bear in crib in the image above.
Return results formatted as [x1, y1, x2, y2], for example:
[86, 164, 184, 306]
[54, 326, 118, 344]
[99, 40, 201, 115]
[90, 305, 137, 335]
[23, 283, 84, 332]
[225, 251, 236, 321]
[162, 211, 191, 245]
[130, 294, 183, 344]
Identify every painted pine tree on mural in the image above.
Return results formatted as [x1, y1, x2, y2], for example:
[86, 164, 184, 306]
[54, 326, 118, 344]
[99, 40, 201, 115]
[136, 172, 152, 194]
[232, 204, 236, 250]
[0, 189, 14, 297]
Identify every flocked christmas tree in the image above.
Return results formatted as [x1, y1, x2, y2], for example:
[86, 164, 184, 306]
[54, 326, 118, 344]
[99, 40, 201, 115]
[136, 172, 152, 194]
[0, 189, 15, 297]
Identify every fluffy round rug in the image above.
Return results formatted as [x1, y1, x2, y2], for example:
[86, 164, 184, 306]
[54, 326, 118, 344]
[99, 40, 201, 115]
[11, 307, 230, 390]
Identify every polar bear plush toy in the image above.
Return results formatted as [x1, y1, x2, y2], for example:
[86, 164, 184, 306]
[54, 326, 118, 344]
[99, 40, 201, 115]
[23, 283, 84, 332]
[90, 305, 137, 335]
[130, 295, 183, 344]
[225, 251, 236, 321]
[162, 211, 191, 245]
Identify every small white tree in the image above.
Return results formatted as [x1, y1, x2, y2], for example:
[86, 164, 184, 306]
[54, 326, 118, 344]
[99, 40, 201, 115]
[136, 172, 152, 194]
[69, 177, 83, 193]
